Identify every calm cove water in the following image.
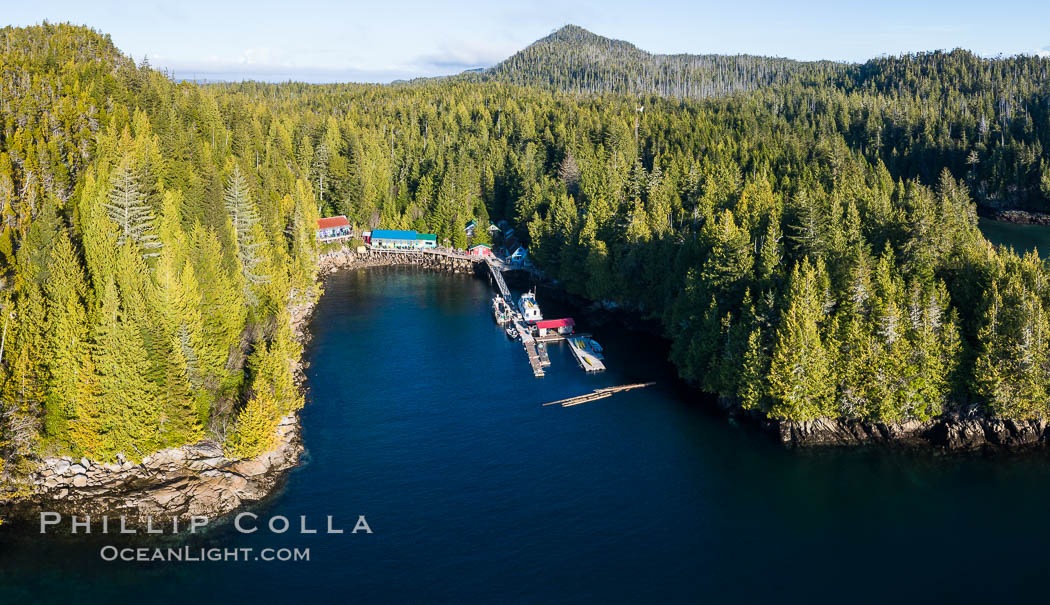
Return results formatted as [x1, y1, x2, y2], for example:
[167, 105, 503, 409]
[979, 216, 1050, 258]
[3, 259, 1050, 603]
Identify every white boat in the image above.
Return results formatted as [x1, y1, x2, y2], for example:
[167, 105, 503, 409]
[492, 296, 510, 324]
[505, 325, 519, 339]
[517, 290, 543, 322]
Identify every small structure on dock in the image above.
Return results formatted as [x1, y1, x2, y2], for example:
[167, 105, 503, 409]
[468, 243, 493, 257]
[317, 216, 352, 242]
[370, 229, 438, 250]
[535, 318, 574, 337]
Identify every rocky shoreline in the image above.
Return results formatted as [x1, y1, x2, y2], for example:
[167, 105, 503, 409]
[316, 247, 479, 276]
[977, 206, 1050, 226]
[16, 414, 303, 521]
[763, 410, 1050, 451]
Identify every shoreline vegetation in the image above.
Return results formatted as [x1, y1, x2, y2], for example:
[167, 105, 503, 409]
[7, 22, 1050, 518]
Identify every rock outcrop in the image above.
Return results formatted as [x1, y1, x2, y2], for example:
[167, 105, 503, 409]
[318, 248, 478, 276]
[978, 207, 1050, 226]
[18, 414, 302, 521]
[764, 411, 1050, 450]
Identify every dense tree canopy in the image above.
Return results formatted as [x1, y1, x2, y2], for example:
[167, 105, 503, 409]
[3, 22, 1050, 480]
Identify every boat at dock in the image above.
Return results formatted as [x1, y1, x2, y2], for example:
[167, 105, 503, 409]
[517, 290, 543, 322]
[492, 296, 511, 324]
[505, 325, 519, 339]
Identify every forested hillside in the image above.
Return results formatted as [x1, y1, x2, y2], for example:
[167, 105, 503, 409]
[477, 25, 844, 99]
[4, 22, 1050, 481]
[0, 23, 317, 481]
[478, 26, 1050, 210]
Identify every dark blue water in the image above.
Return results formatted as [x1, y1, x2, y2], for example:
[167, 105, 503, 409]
[3, 267, 1050, 603]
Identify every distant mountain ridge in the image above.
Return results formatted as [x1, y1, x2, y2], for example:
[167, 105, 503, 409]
[464, 24, 1050, 104]
[472, 24, 847, 98]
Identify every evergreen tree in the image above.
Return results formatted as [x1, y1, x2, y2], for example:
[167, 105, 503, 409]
[768, 259, 836, 421]
[42, 230, 88, 446]
[104, 158, 162, 258]
[224, 165, 270, 300]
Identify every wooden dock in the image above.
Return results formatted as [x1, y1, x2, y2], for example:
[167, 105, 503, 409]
[568, 336, 605, 372]
[535, 332, 590, 344]
[522, 336, 546, 377]
[541, 382, 656, 407]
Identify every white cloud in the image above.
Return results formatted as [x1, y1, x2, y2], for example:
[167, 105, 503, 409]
[145, 39, 515, 83]
[411, 41, 517, 70]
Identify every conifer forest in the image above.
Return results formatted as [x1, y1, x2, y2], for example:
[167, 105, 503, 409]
[4, 22, 1050, 479]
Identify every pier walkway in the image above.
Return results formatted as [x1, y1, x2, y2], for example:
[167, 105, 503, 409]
[519, 329, 546, 377]
[486, 258, 511, 300]
[370, 247, 510, 299]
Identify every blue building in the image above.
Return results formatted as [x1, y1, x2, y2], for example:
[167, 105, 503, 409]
[370, 229, 437, 249]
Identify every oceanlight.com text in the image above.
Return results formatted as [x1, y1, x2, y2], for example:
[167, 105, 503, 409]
[100, 546, 311, 562]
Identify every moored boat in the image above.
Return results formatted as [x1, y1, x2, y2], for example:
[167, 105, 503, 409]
[492, 296, 510, 324]
[517, 290, 543, 322]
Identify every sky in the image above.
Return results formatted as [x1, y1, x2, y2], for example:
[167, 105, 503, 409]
[5, 0, 1050, 83]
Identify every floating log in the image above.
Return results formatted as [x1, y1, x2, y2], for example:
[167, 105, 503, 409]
[593, 382, 656, 394]
[561, 392, 613, 407]
[541, 382, 655, 407]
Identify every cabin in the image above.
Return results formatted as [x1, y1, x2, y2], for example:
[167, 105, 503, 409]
[362, 230, 372, 244]
[499, 235, 520, 258]
[509, 246, 528, 267]
[464, 219, 477, 238]
[416, 233, 437, 248]
[317, 216, 351, 242]
[535, 318, 575, 337]
[468, 244, 493, 257]
[369, 229, 438, 250]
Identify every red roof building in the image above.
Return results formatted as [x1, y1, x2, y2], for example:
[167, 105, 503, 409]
[535, 318, 575, 336]
[317, 216, 351, 241]
[317, 216, 350, 230]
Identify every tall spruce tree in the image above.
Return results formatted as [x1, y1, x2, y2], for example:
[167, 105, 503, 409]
[105, 158, 162, 258]
[224, 165, 270, 301]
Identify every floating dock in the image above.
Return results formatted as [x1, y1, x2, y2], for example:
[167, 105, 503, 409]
[480, 257, 605, 377]
[520, 330, 546, 377]
[568, 336, 606, 372]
